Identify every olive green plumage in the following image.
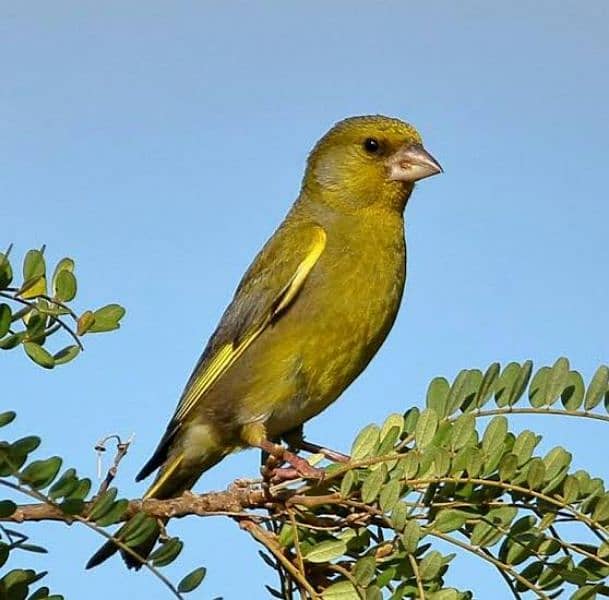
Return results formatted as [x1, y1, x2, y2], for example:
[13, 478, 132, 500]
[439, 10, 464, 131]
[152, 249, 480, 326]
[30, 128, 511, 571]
[87, 115, 441, 569]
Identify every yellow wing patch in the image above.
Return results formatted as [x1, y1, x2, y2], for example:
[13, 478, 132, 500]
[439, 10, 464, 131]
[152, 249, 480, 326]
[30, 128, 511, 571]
[172, 226, 327, 426]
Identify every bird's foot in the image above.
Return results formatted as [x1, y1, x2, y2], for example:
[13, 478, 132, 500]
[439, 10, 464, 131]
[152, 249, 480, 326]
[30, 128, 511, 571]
[260, 441, 324, 483]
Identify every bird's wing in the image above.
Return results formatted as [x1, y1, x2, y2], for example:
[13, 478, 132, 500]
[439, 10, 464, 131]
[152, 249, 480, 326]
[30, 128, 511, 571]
[136, 221, 326, 481]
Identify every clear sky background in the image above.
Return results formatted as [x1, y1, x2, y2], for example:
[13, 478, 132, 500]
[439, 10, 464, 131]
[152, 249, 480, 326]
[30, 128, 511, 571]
[1, 2, 608, 599]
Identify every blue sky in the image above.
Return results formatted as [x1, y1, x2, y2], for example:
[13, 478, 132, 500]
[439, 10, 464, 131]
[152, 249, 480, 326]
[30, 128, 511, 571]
[2, 2, 608, 598]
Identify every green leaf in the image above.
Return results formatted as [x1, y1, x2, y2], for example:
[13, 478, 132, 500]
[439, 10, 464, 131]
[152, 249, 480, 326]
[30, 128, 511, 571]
[529, 367, 551, 407]
[304, 539, 347, 563]
[20, 456, 62, 489]
[57, 499, 82, 516]
[391, 501, 408, 532]
[464, 447, 483, 477]
[379, 479, 401, 512]
[322, 580, 359, 600]
[0, 500, 17, 518]
[177, 567, 207, 594]
[77, 310, 95, 335]
[499, 453, 518, 481]
[570, 586, 602, 600]
[415, 408, 439, 449]
[149, 538, 184, 568]
[23, 249, 46, 281]
[53, 270, 77, 302]
[526, 458, 546, 489]
[481, 416, 508, 453]
[52, 257, 74, 277]
[0, 303, 11, 338]
[88, 304, 126, 333]
[340, 470, 357, 497]
[24, 310, 47, 341]
[446, 370, 475, 415]
[88, 488, 119, 521]
[433, 509, 469, 533]
[426, 377, 450, 417]
[396, 452, 419, 481]
[93, 499, 129, 526]
[403, 407, 420, 434]
[376, 567, 396, 588]
[380, 413, 404, 442]
[377, 419, 402, 458]
[585, 365, 609, 410]
[546, 357, 570, 405]
[401, 520, 422, 554]
[508, 360, 533, 406]
[27, 587, 52, 600]
[123, 514, 158, 547]
[53, 345, 80, 365]
[431, 446, 451, 477]
[0, 331, 25, 350]
[66, 477, 91, 500]
[52, 257, 75, 293]
[562, 371, 585, 410]
[513, 430, 540, 466]
[361, 465, 387, 503]
[537, 537, 560, 556]
[515, 561, 544, 592]
[562, 475, 580, 503]
[19, 275, 46, 299]
[593, 493, 609, 523]
[450, 413, 475, 451]
[494, 362, 522, 407]
[365, 585, 382, 600]
[0, 411, 16, 427]
[23, 343, 55, 369]
[351, 424, 380, 460]
[543, 447, 572, 481]
[352, 556, 376, 587]
[0, 250, 13, 289]
[472, 361, 501, 409]
[277, 524, 294, 548]
[48, 468, 79, 500]
[418, 550, 443, 580]
[0, 543, 10, 568]
[11, 435, 42, 457]
[470, 519, 503, 547]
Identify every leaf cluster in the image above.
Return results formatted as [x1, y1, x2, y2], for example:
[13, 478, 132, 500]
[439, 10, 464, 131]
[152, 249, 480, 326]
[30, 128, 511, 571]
[0, 245, 125, 368]
[262, 359, 609, 600]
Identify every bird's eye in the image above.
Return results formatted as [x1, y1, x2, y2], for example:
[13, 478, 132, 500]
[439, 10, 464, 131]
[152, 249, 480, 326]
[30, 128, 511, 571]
[363, 137, 380, 154]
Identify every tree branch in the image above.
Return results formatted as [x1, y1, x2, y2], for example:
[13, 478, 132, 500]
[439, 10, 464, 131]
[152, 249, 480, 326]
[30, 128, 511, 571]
[4, 483, 272, 524]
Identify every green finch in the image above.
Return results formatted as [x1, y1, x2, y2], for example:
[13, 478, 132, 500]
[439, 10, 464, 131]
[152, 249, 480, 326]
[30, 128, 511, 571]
[87, 114, 442, 568]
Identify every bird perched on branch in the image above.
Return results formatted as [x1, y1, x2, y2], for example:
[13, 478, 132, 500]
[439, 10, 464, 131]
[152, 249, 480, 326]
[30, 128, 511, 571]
[87, 114, 442, 569]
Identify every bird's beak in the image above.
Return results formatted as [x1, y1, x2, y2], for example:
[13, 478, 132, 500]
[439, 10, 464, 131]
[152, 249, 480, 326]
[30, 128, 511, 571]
[386, 143, 443, 183]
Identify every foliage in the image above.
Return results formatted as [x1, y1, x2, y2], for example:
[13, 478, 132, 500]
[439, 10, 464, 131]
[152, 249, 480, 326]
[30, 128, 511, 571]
[256, 358, 609, 600]
[0, 244, 125, 368]
[0, 246, 126, 599]
[2, 246, 609, 599]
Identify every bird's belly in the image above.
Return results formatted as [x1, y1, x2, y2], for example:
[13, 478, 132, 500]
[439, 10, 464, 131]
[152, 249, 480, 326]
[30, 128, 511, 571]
[248, 253, 405, 437]
[201, 230, 406, 443]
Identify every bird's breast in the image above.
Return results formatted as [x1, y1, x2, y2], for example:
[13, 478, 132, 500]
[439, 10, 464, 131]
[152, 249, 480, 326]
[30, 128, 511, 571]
[264, 214, 407, 432]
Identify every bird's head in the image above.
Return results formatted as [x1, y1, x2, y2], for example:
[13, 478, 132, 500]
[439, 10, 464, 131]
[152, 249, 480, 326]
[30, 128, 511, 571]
[303, 115, 442, 213]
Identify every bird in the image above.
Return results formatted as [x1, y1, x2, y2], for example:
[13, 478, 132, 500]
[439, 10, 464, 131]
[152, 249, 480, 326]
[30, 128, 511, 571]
[86, 114, 442, 569]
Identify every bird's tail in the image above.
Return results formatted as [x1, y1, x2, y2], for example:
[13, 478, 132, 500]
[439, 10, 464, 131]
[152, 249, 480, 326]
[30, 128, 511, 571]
[86, 449, 225, 570]
[86, 517, 162, 570]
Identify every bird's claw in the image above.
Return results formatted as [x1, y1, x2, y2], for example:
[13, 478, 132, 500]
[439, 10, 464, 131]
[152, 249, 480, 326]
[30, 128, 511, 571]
[260, 443, 325, 484]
